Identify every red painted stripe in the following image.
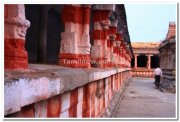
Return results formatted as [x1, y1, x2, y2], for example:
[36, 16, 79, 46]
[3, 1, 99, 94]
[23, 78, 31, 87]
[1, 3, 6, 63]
[109, 26, 117, 35]
[69, 88, 78, 117]
[62, 5, 90, 24]
[7, 104, 35, 117]
[47, 95, 61, 117]
[93, 10, 110, 22]
[5, 38, 28, 69]
[93, 30, 107, 40]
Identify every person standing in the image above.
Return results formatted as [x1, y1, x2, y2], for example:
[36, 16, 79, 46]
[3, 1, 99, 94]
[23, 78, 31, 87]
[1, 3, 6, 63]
[153, 65, 163, 89]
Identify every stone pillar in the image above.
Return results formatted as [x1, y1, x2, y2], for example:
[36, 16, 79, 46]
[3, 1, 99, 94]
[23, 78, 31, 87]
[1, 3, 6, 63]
[107, 31, 111, 67]
[127, 51, 131, 68]
[119, 47, 123, 67]
[119, 39, 125, 68]
[110, 21, 118, 67]
[59, 5, 91, 68]
[4, 4, 30, 70]
[126, 46, 131, 68]
[116, 32, 122, 68]
[134, 54, 138, 69]
[122, 47, 126, 68]
[121, 44, 126, 68]
[124, 49, 127, 67]
[91, 5, 115, 68]
[147, 54, 152, 70]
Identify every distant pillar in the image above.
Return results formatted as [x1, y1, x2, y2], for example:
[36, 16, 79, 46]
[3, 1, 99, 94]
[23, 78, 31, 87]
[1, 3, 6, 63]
[147, 54, 153, 70]
[134, 54, 138, 69]
[4, 4, 30, 69]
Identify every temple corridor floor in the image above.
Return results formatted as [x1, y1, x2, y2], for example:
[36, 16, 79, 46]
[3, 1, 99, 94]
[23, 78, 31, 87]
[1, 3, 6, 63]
[108, 77, 176, 118]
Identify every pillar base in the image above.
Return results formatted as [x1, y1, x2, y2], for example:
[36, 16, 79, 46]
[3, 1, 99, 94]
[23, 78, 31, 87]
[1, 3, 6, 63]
[58, 53, 91, 68]
[5, 38, 28, 70]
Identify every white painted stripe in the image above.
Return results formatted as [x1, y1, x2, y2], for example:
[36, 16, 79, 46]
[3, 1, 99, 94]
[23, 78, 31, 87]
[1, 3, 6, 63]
[78, 87, 83, 102]
[4, 81, 21, 115]
[61, 92, 70, 112]
[35, 100, 47, 117]
[60, 110, 69, 118]
[94, 22, 102, 30]
[95, 93, 98, 116]
[77, 101, 83, 117]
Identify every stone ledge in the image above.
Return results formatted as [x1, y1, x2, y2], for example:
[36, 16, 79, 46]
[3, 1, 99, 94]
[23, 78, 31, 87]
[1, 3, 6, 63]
[4, 64, 131, 115]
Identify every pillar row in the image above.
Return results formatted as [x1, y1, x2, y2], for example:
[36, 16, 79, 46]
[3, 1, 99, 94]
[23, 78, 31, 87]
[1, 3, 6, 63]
[4, 4, 30, 70]
[91, 5, 115, 68]
[59, 5, 91, 68]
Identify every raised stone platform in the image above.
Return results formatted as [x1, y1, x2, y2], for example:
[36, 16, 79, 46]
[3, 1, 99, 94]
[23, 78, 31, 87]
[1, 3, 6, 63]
[5, 64, 131, 117]
[131, 68, 154, 77]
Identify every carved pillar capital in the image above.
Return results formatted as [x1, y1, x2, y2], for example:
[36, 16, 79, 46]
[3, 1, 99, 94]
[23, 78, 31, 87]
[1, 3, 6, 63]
[5, 4, 30, 40]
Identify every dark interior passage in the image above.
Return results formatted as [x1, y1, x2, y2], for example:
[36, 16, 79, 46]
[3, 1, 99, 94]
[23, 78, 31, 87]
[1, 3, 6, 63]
[25, 5, 41, 63]
[137, 55, 147, 67]
[151, 55, 159, 68]
[131, 57, 134, 68]
[46, 8, 63, 64]
[25, 5, 64, 64]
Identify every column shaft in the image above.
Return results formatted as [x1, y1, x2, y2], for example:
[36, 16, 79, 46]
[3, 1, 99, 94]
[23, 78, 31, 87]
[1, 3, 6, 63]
[5, 4, 30, 69]
[147, 55, 152, 70]
[59, 5, 91, 68]
[134, 54, 138, 69]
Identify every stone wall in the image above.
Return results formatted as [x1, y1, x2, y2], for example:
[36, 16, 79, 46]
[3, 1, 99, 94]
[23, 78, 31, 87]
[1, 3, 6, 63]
[159, 22, 176, 93]
[159, 38, 175, 93]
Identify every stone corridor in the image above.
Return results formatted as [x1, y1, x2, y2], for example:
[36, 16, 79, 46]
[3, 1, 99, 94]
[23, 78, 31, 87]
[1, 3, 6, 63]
[102, 77, 176, 118]
[4, 4, 176, 118]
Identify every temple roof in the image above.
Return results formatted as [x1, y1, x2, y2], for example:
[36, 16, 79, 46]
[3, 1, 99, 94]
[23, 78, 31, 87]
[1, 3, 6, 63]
[131, 42, 160, 48]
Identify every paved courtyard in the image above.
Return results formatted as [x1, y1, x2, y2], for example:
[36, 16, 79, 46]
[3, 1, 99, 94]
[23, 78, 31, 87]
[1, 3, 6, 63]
[103, 77, 176, 118]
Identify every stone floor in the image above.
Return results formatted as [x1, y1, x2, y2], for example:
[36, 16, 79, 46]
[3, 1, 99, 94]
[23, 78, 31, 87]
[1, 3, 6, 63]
[103, 77, 176, 118]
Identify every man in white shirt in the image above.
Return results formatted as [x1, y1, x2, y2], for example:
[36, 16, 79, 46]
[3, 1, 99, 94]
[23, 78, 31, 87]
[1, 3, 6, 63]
[153, 65, 163, 89]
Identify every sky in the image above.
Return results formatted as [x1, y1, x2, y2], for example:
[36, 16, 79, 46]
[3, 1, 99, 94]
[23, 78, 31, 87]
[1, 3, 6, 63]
[125, 4, 176, 42]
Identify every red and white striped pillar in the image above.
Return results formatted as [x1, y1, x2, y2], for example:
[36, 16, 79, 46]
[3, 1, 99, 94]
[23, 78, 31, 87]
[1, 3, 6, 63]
[109, 26, 116, 67]
[124, 49, 127, 67]
[127, 50, 131, 68]
[116, 32, 122, 68]
[119, 40, 125, 68]
[109, 24, 118, 67]
[4, 4, 30, 70]
[59, 5, 91, 68]
[126, 46, 130, 68]
[91, 5, 115, 68]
